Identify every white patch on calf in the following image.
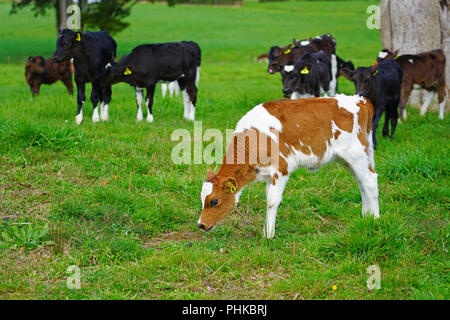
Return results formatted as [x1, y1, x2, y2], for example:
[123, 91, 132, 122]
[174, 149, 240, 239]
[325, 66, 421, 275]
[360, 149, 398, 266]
[182, 89, 195, 121]
[378, 51, 388, 59]
[92, 105, 100, 123]
[300, 40, 310, 46]
[235, 104, 283, 143]
[161, 83, 168, 98]
[409, 59, 414, 64]
[284, 65, 295, 72]
[100, 102, 109, 122]
[105, 63, 112, 70]
[75, 109, 83, 125]
[334, 94, 364, 114]
[201, 182, 214, 209]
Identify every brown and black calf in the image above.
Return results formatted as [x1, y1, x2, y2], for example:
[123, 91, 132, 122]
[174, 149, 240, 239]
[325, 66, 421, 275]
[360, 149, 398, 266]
[25, 56, 74, 97]
[377, 49, 447, 119]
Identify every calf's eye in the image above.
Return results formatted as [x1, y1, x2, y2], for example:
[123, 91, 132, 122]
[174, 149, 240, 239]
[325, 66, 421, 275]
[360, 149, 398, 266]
[210, 199, 219, 207]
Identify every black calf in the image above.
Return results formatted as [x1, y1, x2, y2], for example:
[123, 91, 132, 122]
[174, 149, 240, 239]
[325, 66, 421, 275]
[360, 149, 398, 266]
[52, 29, 117, 125]
[103, 41, 201, 122]
[340, 59, 403, 148]
[280, 51, 332, 99]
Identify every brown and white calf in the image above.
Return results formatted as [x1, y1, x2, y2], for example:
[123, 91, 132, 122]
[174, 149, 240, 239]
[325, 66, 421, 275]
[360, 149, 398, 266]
[199, 95, 379, 238]
[25, 56, 74, 97]
[377, 49, 447, 119]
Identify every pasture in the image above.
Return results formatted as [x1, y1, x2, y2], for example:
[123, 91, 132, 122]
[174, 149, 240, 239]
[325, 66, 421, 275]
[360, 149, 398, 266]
[0, 1, 449, 300]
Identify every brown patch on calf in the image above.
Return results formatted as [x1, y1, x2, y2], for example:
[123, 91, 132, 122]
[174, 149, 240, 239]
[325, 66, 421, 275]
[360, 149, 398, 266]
[356, 99, 374, 153]
[263, 98, 355, 162]
[271, 173, 279, 185]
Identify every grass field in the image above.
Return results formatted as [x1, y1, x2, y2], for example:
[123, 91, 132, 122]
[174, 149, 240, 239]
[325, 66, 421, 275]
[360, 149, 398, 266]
[0, 1, 449, 300]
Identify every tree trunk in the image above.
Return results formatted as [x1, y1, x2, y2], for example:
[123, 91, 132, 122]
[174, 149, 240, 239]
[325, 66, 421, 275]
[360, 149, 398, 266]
[380, 0, 445, 112]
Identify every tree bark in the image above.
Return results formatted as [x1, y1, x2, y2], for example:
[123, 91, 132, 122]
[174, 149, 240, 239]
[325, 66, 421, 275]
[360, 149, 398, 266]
[380, 0, 444, 111]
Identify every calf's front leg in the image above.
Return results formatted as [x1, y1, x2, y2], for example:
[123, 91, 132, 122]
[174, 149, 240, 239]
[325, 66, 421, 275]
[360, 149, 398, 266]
[145, 85, 156, 123]
[75, 79, 86, 125]
[263, 174, 289, 239]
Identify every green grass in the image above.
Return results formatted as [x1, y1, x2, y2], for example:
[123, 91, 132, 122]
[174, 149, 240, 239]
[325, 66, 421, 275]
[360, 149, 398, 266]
[0, 1, 449, 300]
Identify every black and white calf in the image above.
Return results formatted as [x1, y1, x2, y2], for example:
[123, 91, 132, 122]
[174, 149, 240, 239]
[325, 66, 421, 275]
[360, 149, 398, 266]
[340, 59, 403, 148]
[52, 29, 117, 125]
[280, 51, 332, 99]
[103, 41, 201, 122]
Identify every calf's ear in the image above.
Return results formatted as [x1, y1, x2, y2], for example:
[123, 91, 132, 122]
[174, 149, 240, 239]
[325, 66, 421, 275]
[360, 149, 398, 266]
[282, 44, 292, 55]
[75, 32, 82, 42]
[223, 177, 238, 194]
[207, 169, 215, 179]
[340, 68, 354, 81]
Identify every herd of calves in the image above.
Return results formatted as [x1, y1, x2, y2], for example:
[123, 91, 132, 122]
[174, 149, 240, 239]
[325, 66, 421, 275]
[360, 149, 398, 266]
[23, 30, 448, 237]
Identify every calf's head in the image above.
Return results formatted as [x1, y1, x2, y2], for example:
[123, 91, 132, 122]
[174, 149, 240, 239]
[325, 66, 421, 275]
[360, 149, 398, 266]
[280, 61, 311, 97]
[25, 56, 47, 76]
[52, 29, 83, 62]
[340, 65, 378, 97]
[198, 170, 239, 232]
[268, 45, 292, 74]
[103, 62, 134, 86]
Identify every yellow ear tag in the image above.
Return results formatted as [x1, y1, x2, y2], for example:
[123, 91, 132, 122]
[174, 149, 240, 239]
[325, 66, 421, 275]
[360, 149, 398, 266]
[394, 55, 399, 60]
[76, 33, 81, 42]
[124, 68, 132, 76]
[228, 182, 238, 194]
[300, 67, 309, 75]
[373, 70, 379, 77]
[284, 49, 291, 54]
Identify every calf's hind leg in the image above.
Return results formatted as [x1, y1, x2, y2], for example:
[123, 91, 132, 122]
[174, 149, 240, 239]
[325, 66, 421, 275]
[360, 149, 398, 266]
[185, 79, 198, 121]
[338, 153, 379, 218]
[177, 77, 189, 120]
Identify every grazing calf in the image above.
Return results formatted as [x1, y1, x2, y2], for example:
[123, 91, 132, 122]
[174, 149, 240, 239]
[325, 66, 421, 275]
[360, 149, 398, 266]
[52, 29, 117, 125]
[198, 95, 379, 238]
[25, 56, 73, 97]
[103, 41, 201, 122]
[341, 60, 403, 148]
[280, 51, 332, 99]
[377, 49, 447, 119]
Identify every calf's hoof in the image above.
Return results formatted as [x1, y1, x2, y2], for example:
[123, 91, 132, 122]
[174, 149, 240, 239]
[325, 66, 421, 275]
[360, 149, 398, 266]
[75, 115, 83, 125]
